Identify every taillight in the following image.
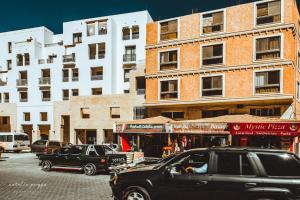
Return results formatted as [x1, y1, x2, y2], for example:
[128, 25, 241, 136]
[100, 158, 107, 164]
[44, 146, 48, 153]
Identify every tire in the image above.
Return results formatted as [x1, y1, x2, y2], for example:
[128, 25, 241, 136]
[0, 148, 4, 153]
[41, 160, 52, 171]
[122, 186, 151, 200]
[83, 163, 97, 176]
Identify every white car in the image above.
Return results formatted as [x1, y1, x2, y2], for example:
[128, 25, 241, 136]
[0, 132, 30, 153]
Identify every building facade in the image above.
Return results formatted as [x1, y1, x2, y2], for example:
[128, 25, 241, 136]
[0, 11, 151, 143]
[145, 0, 300, 147]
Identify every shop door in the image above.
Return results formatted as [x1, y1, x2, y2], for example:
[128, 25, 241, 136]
[86, 130, 97, 144]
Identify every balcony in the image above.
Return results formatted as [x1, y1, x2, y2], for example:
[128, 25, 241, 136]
[39, 77, 51, 85]
[4, 99, 9, 103]
[16, 79, 28, 87]
[123, 54, 136, 62]
[137, 89, 145, 95]
[132, 33, 139, 39]
[63, 96, 69, 101]
[91, 75, 103, 81]
[38, 59, 45, 64]
[20, 98, 28, 102]
[63, 53, 75, 63]
[63, 77, 69, 82]
[72, 77, 79, 82]
[0, 80, 7, 86]
[122, 34, 130, 40]
[42, 97, 51, 102]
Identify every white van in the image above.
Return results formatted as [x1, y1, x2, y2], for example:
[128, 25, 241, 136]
[0, 132, 30, 153]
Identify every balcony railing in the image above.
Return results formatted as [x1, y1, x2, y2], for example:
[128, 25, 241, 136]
[0, 80, 7, 86]
[123, 54, 136, 62]
[20, 98, 28, 102]
[72, 77, 79, 82]
[137, 89, 145, 95]
[132, 33, 139, 39]
[47, 58, 54, 63]
[98, 53, 105, 59]
[63, 53, 75, 62]
[38, 59, 45, 64]
[123, 34, 130, 40]
[4, 99, 9, 103]
[63, 77, 69, 82]
[63, 96, 69, 101]
[42, 97, 51, 101]
[16, 79, 28, 86]
[91, 75, 103, 80]
[39, 77, 51, 85]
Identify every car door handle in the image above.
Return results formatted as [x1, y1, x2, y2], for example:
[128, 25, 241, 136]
[245, 183, 257, 188]
[196, 181, 208, 185]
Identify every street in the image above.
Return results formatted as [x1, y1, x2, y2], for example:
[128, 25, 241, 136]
[0, 152, 113, 200]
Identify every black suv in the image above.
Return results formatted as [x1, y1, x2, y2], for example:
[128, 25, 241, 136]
[110, 147, 300, 200]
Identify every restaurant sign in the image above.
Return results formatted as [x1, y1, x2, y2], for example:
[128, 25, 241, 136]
[172, 122, 229, 134]
[230, 123, 300, 136]
[116, 124, 167, 133]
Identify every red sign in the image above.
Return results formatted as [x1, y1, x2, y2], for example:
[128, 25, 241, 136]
[230, 123, 300, 136]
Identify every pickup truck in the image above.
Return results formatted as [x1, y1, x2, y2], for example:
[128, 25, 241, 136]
[39, 144, 127, 175]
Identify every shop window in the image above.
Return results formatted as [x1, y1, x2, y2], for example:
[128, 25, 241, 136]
[202, 76, 223, 96]
[217, 153, 254, 175]
[202, 44, 223, 65]
[73, 33, 82, 44]
[92, 88, 102, 95]
[202, 110, 228, 118]
[98, 21, 107, 35]
[110, 107, 120, 118]
[250, 107, 281, 116]
[24, 112, 30, 121]
[122, 27, 130, 40]
[257, 153, 300, 177]
[40, 112, 48, 121]
[134, 107, 147, 120]
[256, 36, 281, 60]
[98, 43, 105, 59]
[87, 22, 96, 36]
[160, 50, 178, 71]
[162, 111, 184, 120]
[81, 108, 90, 119]
[160, 19, 178, 41]
[256, 0, 281, 25]
[202, 11, 224, 34]
[160, 80, 178, 100]
[132, 25, 139, 39]
[255, 70, 280, 94]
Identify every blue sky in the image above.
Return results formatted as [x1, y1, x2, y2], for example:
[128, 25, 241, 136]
[0, 0, 297, 33]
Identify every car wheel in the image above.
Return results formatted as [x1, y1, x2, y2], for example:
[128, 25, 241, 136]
[123, 186, 151, 200]
[0, 148, 4, 153]
[84, 163, 96, 176]
[41, 160, 52, 171]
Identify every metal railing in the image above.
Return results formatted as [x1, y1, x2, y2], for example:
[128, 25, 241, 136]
[91, 75, 103, 80]
[42, 97, 51, 101]
[63, 53, 75, 62]
[62, 77, 69, 82]
[39, 77, 51, 85]
[137, 89, 145, 95]
[20, 98, 28, 102]
[72, 77, 79, 82]
[123, 54, 136, 62]
[38, 59, 45, 64]
[16, 79, 28, 86]
[122, 35, 130, 40]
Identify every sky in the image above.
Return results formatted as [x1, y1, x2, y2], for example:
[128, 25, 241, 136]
[0, 0, 298, 33]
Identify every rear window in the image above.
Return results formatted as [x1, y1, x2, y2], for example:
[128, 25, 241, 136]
[33, 140, 47, 145]
[257, 153, 300, 177]
[0, 135, 13, 142]
[14, 135, 29, 141]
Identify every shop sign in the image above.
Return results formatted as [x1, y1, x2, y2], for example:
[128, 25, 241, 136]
[230, 123, 300, 136]
[122, 124, 166, 133]
[172, 122, 229, 134]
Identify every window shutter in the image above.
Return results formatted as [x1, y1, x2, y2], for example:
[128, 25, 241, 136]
[203, 46, 213, 58]
[212, 76, 222, 88]
[213, 12, 223, 25]
[256, 38, 268, 52]
[269, 1, 281, 16]
[269, 37, 280, 50]
[168, 20, 178, 32]
[257, 3, 268, 17]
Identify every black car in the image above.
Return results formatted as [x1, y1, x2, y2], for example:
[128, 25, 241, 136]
[110, 147, 300, 200]
[39, 144, 127, 175]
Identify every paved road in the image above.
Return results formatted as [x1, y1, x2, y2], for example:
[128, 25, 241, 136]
[0, 153, 113, 200]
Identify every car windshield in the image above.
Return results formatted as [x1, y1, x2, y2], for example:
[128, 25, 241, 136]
[0, 135, 13, 142]
[34, 140, 47, 145]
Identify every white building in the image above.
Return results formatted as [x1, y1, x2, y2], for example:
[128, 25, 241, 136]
[0, 11, 152, 143]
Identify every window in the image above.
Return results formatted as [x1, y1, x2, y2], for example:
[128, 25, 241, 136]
[124, 69, 131, 82]
[134, 107, 147, 120]
[8, 42, 12, 53]
[92, 88, 102, 95]
[24, 112, 30, 121]
[0, 135, 13, 142]
[124, 46, 136, 62]
[98, 21, 107, 35]
[72, 68, 79, 81]
[17, 71, 28, 86]
[124, 90, 130, 94]
[16, 54, 23, 66]
[62, 69, 69, 82]
[217, 153, 254, 175]
[24, 53, 30, 65]
[73, 33, 82, 44]
[63, 89, 69, 100]
[256, 36, 281, 60]
[40, 69, 50, 84]
[81, 108, 90, 119]
[250, 107, 281, 116]
[202, 110, 228, 118]
[98, 43, 105, 59]
[136, 76, 146, 95]
[122, 27, 130, 40]
[257, 153, 300, 177]
[110, 107, 120, 118]
[162, 112, 184, 120]
[19, 91, 28, 102]
[256, 0, 281, 25]
[202, 44, 223, 65]
[91, 67, 103, 80]
[160, 19, 178, 41]
[202, 11, 224, 34]
[7, 60, 12, 70]
[89, 44, 96, 59]
[255, 70, 280, 94]
[87, 23, 95, 36]
[132, 25, 139, 39]
[72, 89, 79, 96]
[42, 90, 51, 101]
[202, 76, 223, 96]
[40, 112, 48, 121]
[4, 93, 9, 103]
[160, 50, 178, 71]
[160, 80, 178, 100]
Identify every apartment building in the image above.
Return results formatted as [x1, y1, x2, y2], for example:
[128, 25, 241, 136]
[0, 11, 151, 143]
[145, 0, 299, 120]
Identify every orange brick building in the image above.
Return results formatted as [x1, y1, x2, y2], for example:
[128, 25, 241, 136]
[145, 0, 300, 123]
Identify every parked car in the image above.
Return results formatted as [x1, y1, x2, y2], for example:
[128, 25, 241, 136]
[110, 147, 300, 200]
[0, 132, 30, 153]
[31, 140, 62, 156]
[39, 144, 127, 175]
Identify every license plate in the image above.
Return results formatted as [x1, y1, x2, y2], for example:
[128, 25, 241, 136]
[111, 157, 125, 163]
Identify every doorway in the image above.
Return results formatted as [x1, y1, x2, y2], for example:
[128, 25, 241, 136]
[22, 124, 33, 144]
